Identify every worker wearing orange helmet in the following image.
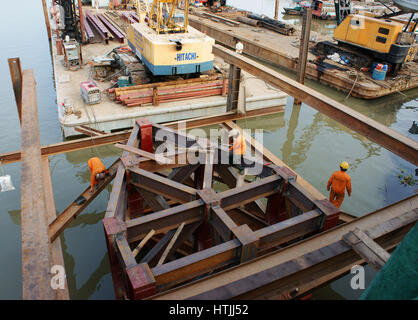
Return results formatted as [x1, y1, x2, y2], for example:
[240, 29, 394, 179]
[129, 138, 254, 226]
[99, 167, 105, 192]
[327, 161, 351, 208]
[88, 157, 109, 193]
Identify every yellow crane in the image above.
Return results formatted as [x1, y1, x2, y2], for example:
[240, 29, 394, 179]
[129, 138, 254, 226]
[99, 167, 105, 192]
[135, 0, 189, 34]
[127, 0, 215, 76]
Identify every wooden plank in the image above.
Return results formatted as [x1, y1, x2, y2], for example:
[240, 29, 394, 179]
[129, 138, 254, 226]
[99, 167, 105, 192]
[0, 106, 284, 165]
[140, 230, 176, 265]
[74, 126, 99, 137]
[162, 221, 202, 261]
[42, 157, 70, 299]
[20, 69, 56, 299]
[132, 229, 156, 258]
[157, 222, 185, 266]
[343, 228, 391, 271]
[214, 45, 418, 166]
[49, 159, 120, 242]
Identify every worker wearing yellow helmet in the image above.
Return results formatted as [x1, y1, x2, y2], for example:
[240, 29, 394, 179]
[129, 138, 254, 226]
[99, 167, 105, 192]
[327, 161, 351, 208]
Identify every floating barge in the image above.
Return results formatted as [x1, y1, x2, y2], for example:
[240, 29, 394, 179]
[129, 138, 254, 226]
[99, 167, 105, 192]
[50, 6, 287, 138]
[188, 7, 418, 99]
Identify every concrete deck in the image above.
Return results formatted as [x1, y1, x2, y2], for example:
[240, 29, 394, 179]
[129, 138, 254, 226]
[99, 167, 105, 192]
[51, 24, 287, 137]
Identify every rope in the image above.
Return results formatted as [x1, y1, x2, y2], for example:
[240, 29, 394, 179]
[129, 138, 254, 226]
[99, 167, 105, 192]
[343, 71, 359, 101]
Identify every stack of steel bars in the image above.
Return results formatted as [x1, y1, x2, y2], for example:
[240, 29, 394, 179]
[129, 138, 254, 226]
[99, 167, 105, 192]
[121, 12, 138, 24]
[109, 76, 228, 107]
[84, 9, 126, 44]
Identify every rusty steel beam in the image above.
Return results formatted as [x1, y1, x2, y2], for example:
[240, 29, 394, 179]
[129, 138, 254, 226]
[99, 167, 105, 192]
[150, 195, 418, 300]
[0, 107, 284, 165]
[128, 167, 198, 203]
[42, 157, 70, 299]
[219, 175, 282, 210]
[0, 130, 131, 165]
[105, 126, 139, 220]
[214, 45, 418, 166]
[49, 159, 120, 242]
[211, 206, 238, 241]
[223, 121, 357, 223]
[125, 200, 204, 242]
[20, 69, 56, 299]
[8, 58, 23, 124]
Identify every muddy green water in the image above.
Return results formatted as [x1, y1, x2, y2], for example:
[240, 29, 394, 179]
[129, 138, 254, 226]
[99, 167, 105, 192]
[0, 0, 416, 299]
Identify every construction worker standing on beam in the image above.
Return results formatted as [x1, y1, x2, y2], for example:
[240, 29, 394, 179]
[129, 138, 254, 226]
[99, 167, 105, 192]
[88, 157, 109, 193]
[327, 161, 351, 208]
[228, 129, 246, 171]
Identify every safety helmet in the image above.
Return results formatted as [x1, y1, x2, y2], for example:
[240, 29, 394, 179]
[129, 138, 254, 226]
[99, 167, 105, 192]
[96, 172, 106, 180]
[340, 161, 349, 170]
[228, 129, 240, 138]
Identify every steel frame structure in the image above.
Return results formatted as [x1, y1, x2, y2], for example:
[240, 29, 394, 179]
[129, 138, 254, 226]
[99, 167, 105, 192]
[103, 119, 342, 300]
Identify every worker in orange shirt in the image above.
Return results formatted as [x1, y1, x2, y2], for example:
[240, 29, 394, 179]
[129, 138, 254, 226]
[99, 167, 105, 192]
[228, 129, 246, 171]
[327, 161, 351, 208]
[88, 157, 109, 193]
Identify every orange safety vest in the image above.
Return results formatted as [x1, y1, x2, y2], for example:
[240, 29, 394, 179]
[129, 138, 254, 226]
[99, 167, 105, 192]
[327, 170, 351, 196]
[88, 157, 108, 189]
[230, 135, 246, 155]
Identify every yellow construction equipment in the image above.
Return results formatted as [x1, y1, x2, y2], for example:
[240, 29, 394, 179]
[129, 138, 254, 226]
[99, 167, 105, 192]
[315, 0, 417, 74]
[128, 0, 215, 76]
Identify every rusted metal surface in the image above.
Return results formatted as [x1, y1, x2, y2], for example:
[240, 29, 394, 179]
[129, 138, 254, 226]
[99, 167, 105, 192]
[214, 46, 418, 166]
[8, 58, 23, 124]
[0, 106, 284, 165]
[97, 13, 125, 43]
[41, 0, 51, 41]
[20, 69, 56, 299]
[48, 159, 121, 242]
[104, 120, 344, 299]
[85, 9, 110, 43]
[42, 157, 70, 299]
[343, 228, 391, 271]
[151, 195, 418, 300]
